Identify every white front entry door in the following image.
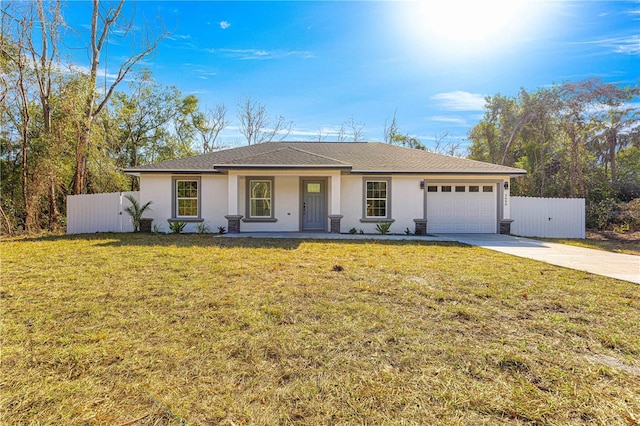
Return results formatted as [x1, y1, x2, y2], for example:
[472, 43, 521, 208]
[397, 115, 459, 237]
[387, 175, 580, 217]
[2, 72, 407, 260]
[426, 183, 497, 233]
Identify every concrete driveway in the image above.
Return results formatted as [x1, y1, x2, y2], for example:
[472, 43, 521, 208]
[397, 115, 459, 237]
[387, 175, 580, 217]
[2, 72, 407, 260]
[436, 234, 640, 284]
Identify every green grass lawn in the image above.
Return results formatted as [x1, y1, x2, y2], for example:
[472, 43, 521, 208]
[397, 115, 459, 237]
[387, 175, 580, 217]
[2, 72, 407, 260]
[2, 234, 639, 425]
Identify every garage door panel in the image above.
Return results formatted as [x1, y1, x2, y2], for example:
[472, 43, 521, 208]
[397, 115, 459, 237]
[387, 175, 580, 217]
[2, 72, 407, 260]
[427, 183, 497, 233]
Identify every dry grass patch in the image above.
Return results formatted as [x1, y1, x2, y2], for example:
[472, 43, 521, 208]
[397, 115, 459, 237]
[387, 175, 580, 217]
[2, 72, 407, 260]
[540, 230, 640, 256]
[2, 234, 639, 425]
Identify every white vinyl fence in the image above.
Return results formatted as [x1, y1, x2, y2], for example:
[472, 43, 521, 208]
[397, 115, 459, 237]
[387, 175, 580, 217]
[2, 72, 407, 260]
[66, 192, 139, 234]
[511, 197, 585, 239]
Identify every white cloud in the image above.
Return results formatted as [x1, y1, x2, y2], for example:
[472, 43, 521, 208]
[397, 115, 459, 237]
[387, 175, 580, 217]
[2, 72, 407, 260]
[220, 21, 231, 30]
[428, 116, 468, 126]
[597, 35, 640, 55]
[167, 34, 192, 41]
[430, 91, 486, 111]
[215, 48, 314, 60]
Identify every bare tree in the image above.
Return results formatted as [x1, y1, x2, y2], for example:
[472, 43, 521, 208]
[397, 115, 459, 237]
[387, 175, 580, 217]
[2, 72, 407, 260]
[346, 116, 365, 142]
[336, 123, 348, 142]
[383, 109, 399, 144]
[334, 117, 365, 142]
[236, 96, 292, 145]
[430, 132, 464, 156]
[314, 127, 327, 142]
[194, 105, 229, 153]
[72, 0, 166, 194]
[383, 110, 425, 150]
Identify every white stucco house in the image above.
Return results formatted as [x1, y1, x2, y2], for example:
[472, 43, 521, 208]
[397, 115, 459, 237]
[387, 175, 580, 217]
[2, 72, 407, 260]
[124, 142, 526, 234]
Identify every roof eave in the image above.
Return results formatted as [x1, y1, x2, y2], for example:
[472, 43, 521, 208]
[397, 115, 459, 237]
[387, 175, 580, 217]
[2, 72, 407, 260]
[351, 170, 527, 175]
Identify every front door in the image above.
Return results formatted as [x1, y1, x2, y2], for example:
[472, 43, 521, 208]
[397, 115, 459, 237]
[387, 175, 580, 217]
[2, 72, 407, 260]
[302, 180, 326, 231]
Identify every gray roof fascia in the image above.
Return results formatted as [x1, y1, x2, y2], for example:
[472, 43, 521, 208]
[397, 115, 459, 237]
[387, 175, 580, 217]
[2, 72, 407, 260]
[350, 170, 526, 176]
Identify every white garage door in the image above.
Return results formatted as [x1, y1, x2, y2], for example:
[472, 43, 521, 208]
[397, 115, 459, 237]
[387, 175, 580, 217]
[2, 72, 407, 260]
[426, 184, 497, 233]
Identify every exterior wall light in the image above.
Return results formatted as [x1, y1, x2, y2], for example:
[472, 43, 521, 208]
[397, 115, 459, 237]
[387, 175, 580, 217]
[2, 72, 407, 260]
[420, 181, 425, 190]
[504, 182, 509, 190]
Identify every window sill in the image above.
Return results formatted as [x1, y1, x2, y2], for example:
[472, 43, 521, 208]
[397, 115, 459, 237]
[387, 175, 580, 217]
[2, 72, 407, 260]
[242, 218, 278, 223]
[168, 218, 204, 223]
[359, 218, 395, 223]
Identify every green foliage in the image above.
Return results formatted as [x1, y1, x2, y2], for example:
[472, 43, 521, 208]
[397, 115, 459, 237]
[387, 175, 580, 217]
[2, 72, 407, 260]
[468, 79, 640, 230]
[217, 226, 226, 235]
[376, 221, 392, 235]
[586, 198, 618, 230]
[405, 228, 412, 235]
[195, 222, 210, 234]
[168, 220, 186, 234]
[123, 195, 153, 232]
[348, 227, 357, 234]
[613, 198, 640, 231]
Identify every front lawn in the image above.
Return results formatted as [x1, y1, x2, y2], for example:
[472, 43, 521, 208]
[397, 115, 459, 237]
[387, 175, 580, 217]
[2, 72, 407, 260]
[541, 230, 640, 256]
[2, 234, 639, 425]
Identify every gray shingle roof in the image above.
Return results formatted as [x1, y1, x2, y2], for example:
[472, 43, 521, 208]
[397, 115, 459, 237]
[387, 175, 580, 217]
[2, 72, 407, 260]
[125, 142, 526, 175]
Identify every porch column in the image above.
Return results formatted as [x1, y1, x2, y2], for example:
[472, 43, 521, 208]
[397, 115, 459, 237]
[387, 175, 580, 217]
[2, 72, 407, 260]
[329, 173, 342, 233]
[500, 179, 512, 234]
[227, 173, 239, 215]
[226, 173, 242, 233]
[330, 173, 341, 215]
[502, 179, 511, 220]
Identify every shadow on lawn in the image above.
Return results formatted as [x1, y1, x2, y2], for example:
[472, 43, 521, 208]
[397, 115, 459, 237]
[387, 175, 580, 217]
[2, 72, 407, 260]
[7, 232, 467, 250]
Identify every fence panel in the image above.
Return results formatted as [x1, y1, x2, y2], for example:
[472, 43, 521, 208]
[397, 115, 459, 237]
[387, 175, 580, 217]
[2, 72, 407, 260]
[66, 192, 139, 234]
[511, 197, 585, 238]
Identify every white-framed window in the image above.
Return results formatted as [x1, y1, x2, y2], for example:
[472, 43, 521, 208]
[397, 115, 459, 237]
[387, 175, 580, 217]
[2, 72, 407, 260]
[364, 179, 390, 219]
[248, 179, 273, 218]
[175, 179, 199, 217]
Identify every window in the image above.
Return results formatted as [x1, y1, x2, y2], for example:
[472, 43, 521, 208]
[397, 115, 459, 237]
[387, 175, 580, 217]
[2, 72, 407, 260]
[249, 179, 273, 218]
[441, 186, 452, 192]
[175, 179, 199, 217]
[307, 183, 321, 193]
[483, 185, 494, 192]
[365, 179, 389, 218]
[469, 186, 479, 192]
[427, 185, 438, 192]
[455, 186, 466, 192]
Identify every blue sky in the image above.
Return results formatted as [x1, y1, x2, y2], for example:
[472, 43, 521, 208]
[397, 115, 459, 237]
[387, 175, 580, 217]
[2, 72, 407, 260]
[63, 1, 640, 150]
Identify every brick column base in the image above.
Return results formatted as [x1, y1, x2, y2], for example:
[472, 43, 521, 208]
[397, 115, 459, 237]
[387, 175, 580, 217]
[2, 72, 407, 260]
[225, 215, 243, 234]
[500, 219, 514, 235]
[413, 219, 427, 236]
[328, 215, 343, 234]
[140, 218, 153, 233]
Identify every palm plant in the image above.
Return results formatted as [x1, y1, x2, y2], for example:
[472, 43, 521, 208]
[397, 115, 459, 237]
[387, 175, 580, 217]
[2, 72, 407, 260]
[124, 195, 153, 232]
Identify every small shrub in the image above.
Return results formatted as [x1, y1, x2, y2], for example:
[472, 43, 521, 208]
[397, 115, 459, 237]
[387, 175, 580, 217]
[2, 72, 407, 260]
[152, 224, 164, 234]
[376, 221, 392, 235]
[613, 198, 640, 231]
[123, 195, 153, 232]
[404, 227, 411, 235]
[359, 229, 364, 234]
[586, 198, 617, 230]
[196, 222, 210, 234]
[218, 226, 226, 235]
[348, 227, 357, 234]
[168, 220, 186, 234]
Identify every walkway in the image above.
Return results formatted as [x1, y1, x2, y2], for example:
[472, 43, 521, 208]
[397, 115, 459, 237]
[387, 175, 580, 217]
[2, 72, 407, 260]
[436, 233, 640, 284]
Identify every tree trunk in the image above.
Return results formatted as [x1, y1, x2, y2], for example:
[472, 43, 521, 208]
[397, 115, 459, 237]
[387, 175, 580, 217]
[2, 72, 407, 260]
[608, 130, 617, 185]
[73, 121, 91, 194]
